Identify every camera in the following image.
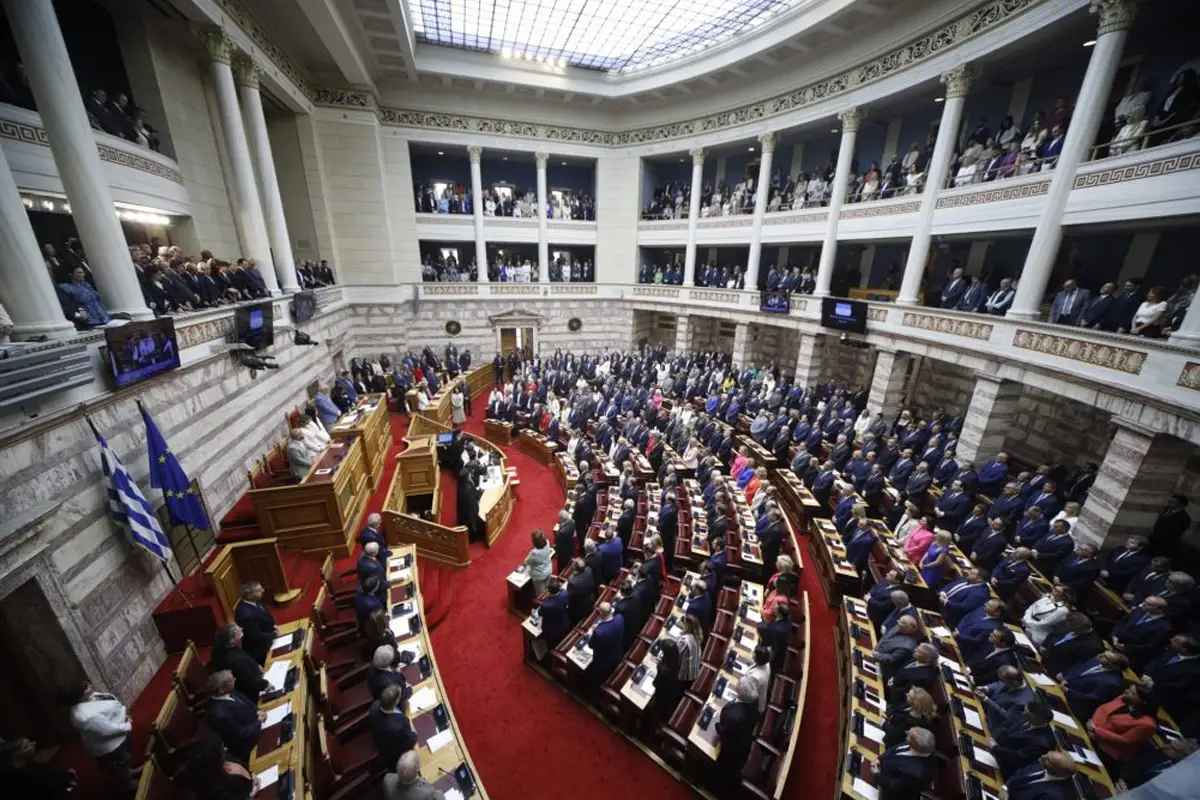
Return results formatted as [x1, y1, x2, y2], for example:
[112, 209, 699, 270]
[294, 330, 319, 346]
[238, 351, 279, 377]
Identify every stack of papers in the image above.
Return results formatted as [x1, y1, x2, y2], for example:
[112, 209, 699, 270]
[410, 686, 438, 712]
[426, 728, 454, 753]
[930, 625, 952, 638]
[1068, 747, 1103, 767]
[1029, 672, 1056, 686]
[271, 634, 294, 650]
[390, 612, 417, 636]
[973, 748, 999, 768]
[506, 570, 530, 587]
[264, 661, 290, 692]
[746, 607, 763, 624]
[264, 702, 292, 727]
[256, 766, 280, 789]
[390, 568, 413, 583]
[1051, 710, 1080, 730]
[851, 777, 879, 800]
[938, 656, 963, 672]
[446, 790, 465, 800]
[861, 721, 886, 744]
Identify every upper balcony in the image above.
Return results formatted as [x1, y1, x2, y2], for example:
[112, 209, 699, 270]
[2, 102, 190, 217]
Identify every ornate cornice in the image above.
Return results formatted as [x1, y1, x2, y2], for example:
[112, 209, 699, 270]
[232, 54, 260, 90]
[902, 312, 993, 340]
[1089, 0, 1137, 36]
[212, 0, 313, 96]
[1012, 329, 1146, 374]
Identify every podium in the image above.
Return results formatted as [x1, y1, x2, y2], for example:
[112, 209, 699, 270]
[206, 538, 302, 622]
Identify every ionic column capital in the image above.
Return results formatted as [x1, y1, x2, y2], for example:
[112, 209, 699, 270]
[757, 132, 776, 154]
[467, 146, 482, 164]
[838, 107, 863, 133]
[232, 54, 260, 90]
[535, 151, 549, 168]
[199, 29, 236, 65]
[689, 147, 705, 165]
[1089, 0, 1137, 36]
[940, 64, 974, 99]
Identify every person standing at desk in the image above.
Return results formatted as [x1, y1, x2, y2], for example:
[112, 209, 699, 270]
[234, 581, 277, 667]
[988, 702, 1056, 777]
[371, 684, 418, 774]
[209, 623, 269, 703]
[1001, 751, 1079, 800]
[286, 428, 314, 481]
[204, 670, 264, 764]
[384, 750, 447, 800]
[716, 677, 761, 791]
[868, 726, 937, 799]
[450, 386, 465, 427]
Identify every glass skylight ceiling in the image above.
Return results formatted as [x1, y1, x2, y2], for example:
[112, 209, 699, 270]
[407, 0, 806, 74]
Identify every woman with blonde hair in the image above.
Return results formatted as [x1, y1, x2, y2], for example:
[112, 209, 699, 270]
[1053, 501, 1082, 537]
[883, 687, 939, 747]
[765, 554, 799, 610]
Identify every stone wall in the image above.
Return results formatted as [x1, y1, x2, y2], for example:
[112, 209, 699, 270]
[1005, 386, 1115, 468]
[746, 322, 799, 372]
[0, 304, 350, 702]
[820, 337, 876, 390]
[689, 316, 734, 353]
[631, 310, 655, 349]
[910, 359, 976, 418]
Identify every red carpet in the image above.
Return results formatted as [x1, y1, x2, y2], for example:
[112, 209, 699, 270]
[57, 403, 842, 800]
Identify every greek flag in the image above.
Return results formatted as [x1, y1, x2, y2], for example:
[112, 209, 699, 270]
[90, 419, 173, 565]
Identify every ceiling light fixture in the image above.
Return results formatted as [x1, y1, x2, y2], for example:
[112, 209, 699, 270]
[748, 146, 755, 151]
[831, 128, 839, 134]
[1083, 40, 1096, 47]
[502, 156, 508, 161]
[437, 150, 444, 155]
[934, 97, 945, 103]
[501, 48, 512, 58]
[561, 161, 567, 166]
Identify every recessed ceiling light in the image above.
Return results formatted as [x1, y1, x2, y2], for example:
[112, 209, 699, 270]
[934, 97, 945, 103]
[502, 156, 508, 161]
[1083, 40, 1096, 47]
[437, 151, 444, 155]
[561, 161, 567, 166]
[679, 157, 685, 162]
[748, 146, 755, 151]
[831, 128, 839, 134]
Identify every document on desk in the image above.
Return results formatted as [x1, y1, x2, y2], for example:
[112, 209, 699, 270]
[1068, 747, 1103, 767]
[410, 686, 438, 712]
[851, 777, 879, 800]
[445, 790, 465, 800]
[506, 570, 530, 587]
[315, 468, 333, 476]
[264, 702, 292, 728]
[746, 607, 763, 624]
[264, 661, 290, 691]
[863, 692, 885, 712]
[426, 728, 454, 754]
[1051, 710, 1080, 729]
[930, 625, 953, 639]
[390, 612, 417, 636]
[938, 655, 963, 672]
[256, 765, 280, 789]
[861, 721, 886, 744]
[271, 634, 294, 650]
[390, 567, 413, 583]
[1011, 630, 1034, 650]
[973, 748, 999, 769]
[962, 706, 983, 730]
[1028, 672, 1056, 686]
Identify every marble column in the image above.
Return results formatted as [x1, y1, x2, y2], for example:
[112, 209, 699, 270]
[674, 314, 690, 354]
[955, 375, 1022, 463]
[745, 132, 776, 291]
[815, 107, 862, 297]
[1009, 0, 1137, 320]
[793, 335, 825, 390]
[469, 146, 488, 282]
[0, 149, 78, 340]
[1075, 418, 1191, 546]
[234, 55, 294, 294]
[898, 66, 972, 306]
[683, 148, 704, 287]
[732, 322, 751, 366]
[867, 349, 911, 422]
[202, 31, 274, 286]
[3, 0, 153, 320]
[535, 152, 549, 283]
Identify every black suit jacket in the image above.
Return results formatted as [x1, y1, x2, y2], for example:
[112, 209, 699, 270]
[554, 522, 576, 573]
[206, 692, 261, 759]
[716, 700, 759, 775]
[875, 746, 936, 800]
[367, 664, 409, 701]
[1041, 630, 1104, 677]
[1112, 611, 1173, 668]
[208, 646, 268, 703]
[1144, 652, 1200, 716]
[993, 719, 1055, 776]
[234, 600, 276, 666]
[617, 509, 636, 548]
[370, 701, 418, 769]
[568, 569, 596, 623]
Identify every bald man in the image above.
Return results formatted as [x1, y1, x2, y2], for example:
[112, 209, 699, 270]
[1001, 751, 1078, 800]
[383, 749, 445, 800]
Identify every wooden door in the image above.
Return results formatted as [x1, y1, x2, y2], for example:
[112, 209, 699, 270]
[500, 328, 517, 356]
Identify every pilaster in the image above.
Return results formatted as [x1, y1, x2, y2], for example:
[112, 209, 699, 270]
[955, 374, 1022, 463]
[867, 349, 912, 424]
[793, 335, 825, 390]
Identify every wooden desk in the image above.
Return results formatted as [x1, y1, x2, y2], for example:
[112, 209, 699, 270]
[519, 429, 558, 465]
[328, 393, 391, 489]
[250, 620, 313, 793]
[810, 518, 862, 606]
[483, 418, 514, 446]
[385, 545, 490, 798]
[618, 571, 701, 711]
[205, 538, 302, 622]
[249, 437, 368, 556]
[470, 435, 516, 547]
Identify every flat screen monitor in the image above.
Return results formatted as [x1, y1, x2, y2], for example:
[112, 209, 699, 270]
[436, 432, 455, 445]
[760, 290, 791, 314]
[293, 291, 317, 323]
[820, 297, 868, 335]
[105, 318, 181, 388]
[235, 302, 274, 349]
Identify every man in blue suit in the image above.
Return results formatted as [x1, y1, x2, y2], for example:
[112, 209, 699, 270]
[233, 581, 278, 667]
[880, 589, 918, 634]
[205, 670, 264, 763]
[845, 518, 877, 577]
[1053, 543, 1102, 593]
[353, 574, 387, 630]
[707, 536, 729, 588]
[865, 569, 906, 632]
[970, 519, 1010, 572]
[597, 528, 624, 585]
[976, 665, 1034, 730]
[812, 461, 838, 509]
[1012, 506, 1049, 549]
[1025, 481, 1061, 518]
[335, 370, 358, 405]
[888, 448, 916, 486]
[932, 448, 959, 487]
[833, 491, 859, 530]
[1049, 279, 1091, 326]
[359, 512, 391, 558]
[1112, 595, 1173, 670]
[940, 267, 967, 309]
[933, 479, 971, 532]
[955, 599, 1006, 658]
[356, 541, 388, 584]
[940, 567, 991, 627]
[587, 602, 625, 682]
[989, 484, 1026, 531]
[1098, 534, 1149, 594]
[870, 727, 937, 798]
[990, 702, 1056, 777]
[1059, 650, 1128, 720]
[977, 453, 1011, 497]
[538, 578, 571, 648]
[686, 578, 714, 635]
[1002, 752, 1079, 800]
[992, 549, 1033, 602]
[1032, 521, 1075, 575]
[954, 504, 989, 552]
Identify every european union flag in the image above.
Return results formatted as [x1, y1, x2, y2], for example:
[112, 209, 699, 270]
[140, 403, 210, 530]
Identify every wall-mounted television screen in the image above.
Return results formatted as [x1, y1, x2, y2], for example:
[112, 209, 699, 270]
[760, 290, 791, 314]
[820, 297, 868, 335]
[105, 318, 181, 388]
[235, 302, 274, 349]
[293, 291, 317, 323]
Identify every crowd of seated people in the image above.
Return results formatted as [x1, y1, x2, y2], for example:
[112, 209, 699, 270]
[414, 181, 471, 214]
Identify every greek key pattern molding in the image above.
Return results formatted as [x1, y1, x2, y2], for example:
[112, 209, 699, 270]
[549, 285, 600, 294]
[1073, 151, 1200, 188]
[935, 179, 1050, 209]
[424, 284, 479, 296]
[1177, 362, 1200, 391]
[698, 216, 753, 229]
[632, 286, 681, 298]
[0, 119, 184, 184]
[839, 201, 922, 219]
[299, 0, 1045, 145]
[491, 284, 543, 295]
[415, 213, 472, 225]
[692, 290, 741, 304]
[1011, 329, 1146, 375]
[902, 312, 994, 340]
[764, 210, 829, 225]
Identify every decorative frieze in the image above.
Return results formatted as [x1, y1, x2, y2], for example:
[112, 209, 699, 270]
[424, 284, 479, 296]
[935, 179, 1050, 209]
[632, 286, 680, 298]
[839, 200, 921, 219]
[550, 284, 599, 295]
[902, 312, 994, 340]
[1011, 329, 1146, 374]
[1177, 362, 1200, 390]
[692, 290, 741, 305]
[1, 118, 184, 184]
[1073, 151, 1200, 188]
[491, 284, 543, 295]
[867, 307, 888, 322]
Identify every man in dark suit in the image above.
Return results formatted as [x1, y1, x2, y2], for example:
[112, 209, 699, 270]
[1142, 634, 1200, 721]
[539, 579, 570, 648]
[953, 504, 990, 553]
[1112, 595, 1173, 670]
[966, 628, 1019, 686]
[1078, 282, 1115, 329]
[933, 480, 971, 533]
[616, 499, 636, 549]
[587, 602, 625, 681]
[357, 541, 388, 585]
[976, 665, 1034, 730]
[756, 602, 792, 673]
[1053, 543, 1102, 593]
[612, 581, 642, 650]
[1098, 534, 1149, 594]
[567, 558, 596, 624]
[1002, 752, 1079, 800]
[233, 581, 277, 667]
[204, 670, 264, 763]
[990, 702, 1056, 777]
[658, 494, 679, 572]
[359, 512, 391, 557]
[1058, 650, 1127, 721]
[707, 536, 729, 588]
[988, 484, 1026, 532]
[940, 567, 991, 627]
[844, 518, 877, 578]
[812, 461, 838, 508]
[759, 509, 786, 584]
[880, 590, 918, 634]
[941, 267, 967, 309]
[582, 539, 604, 593]
[1041, 613, 1104, 677]
[870, 727, 937, 799]
[554, 511, 576, 575]
[715, 677, 762, 789]
[887, 643, 938, 704]
[1148, 494, 1191, 558]
[573, 484, 598, 548]
[955, 599, 1006, 658]
[597, 528, 624, 585]
[686, 578, 715, 636]
[1101, 278, 1144, 332]
[1064, 462, 1097, 503]
[353, 575, 387, 632]
[208, 623, 269, 703]
[1123, 556, 1173, 604]
[1049, 279, 1090, 326]
[991, 548, 1033, 602]
[874, 616, 920, 681]
[866, 569, 906, 632]
[370, 684, 417, 770]
[367, 645, 410, 700]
